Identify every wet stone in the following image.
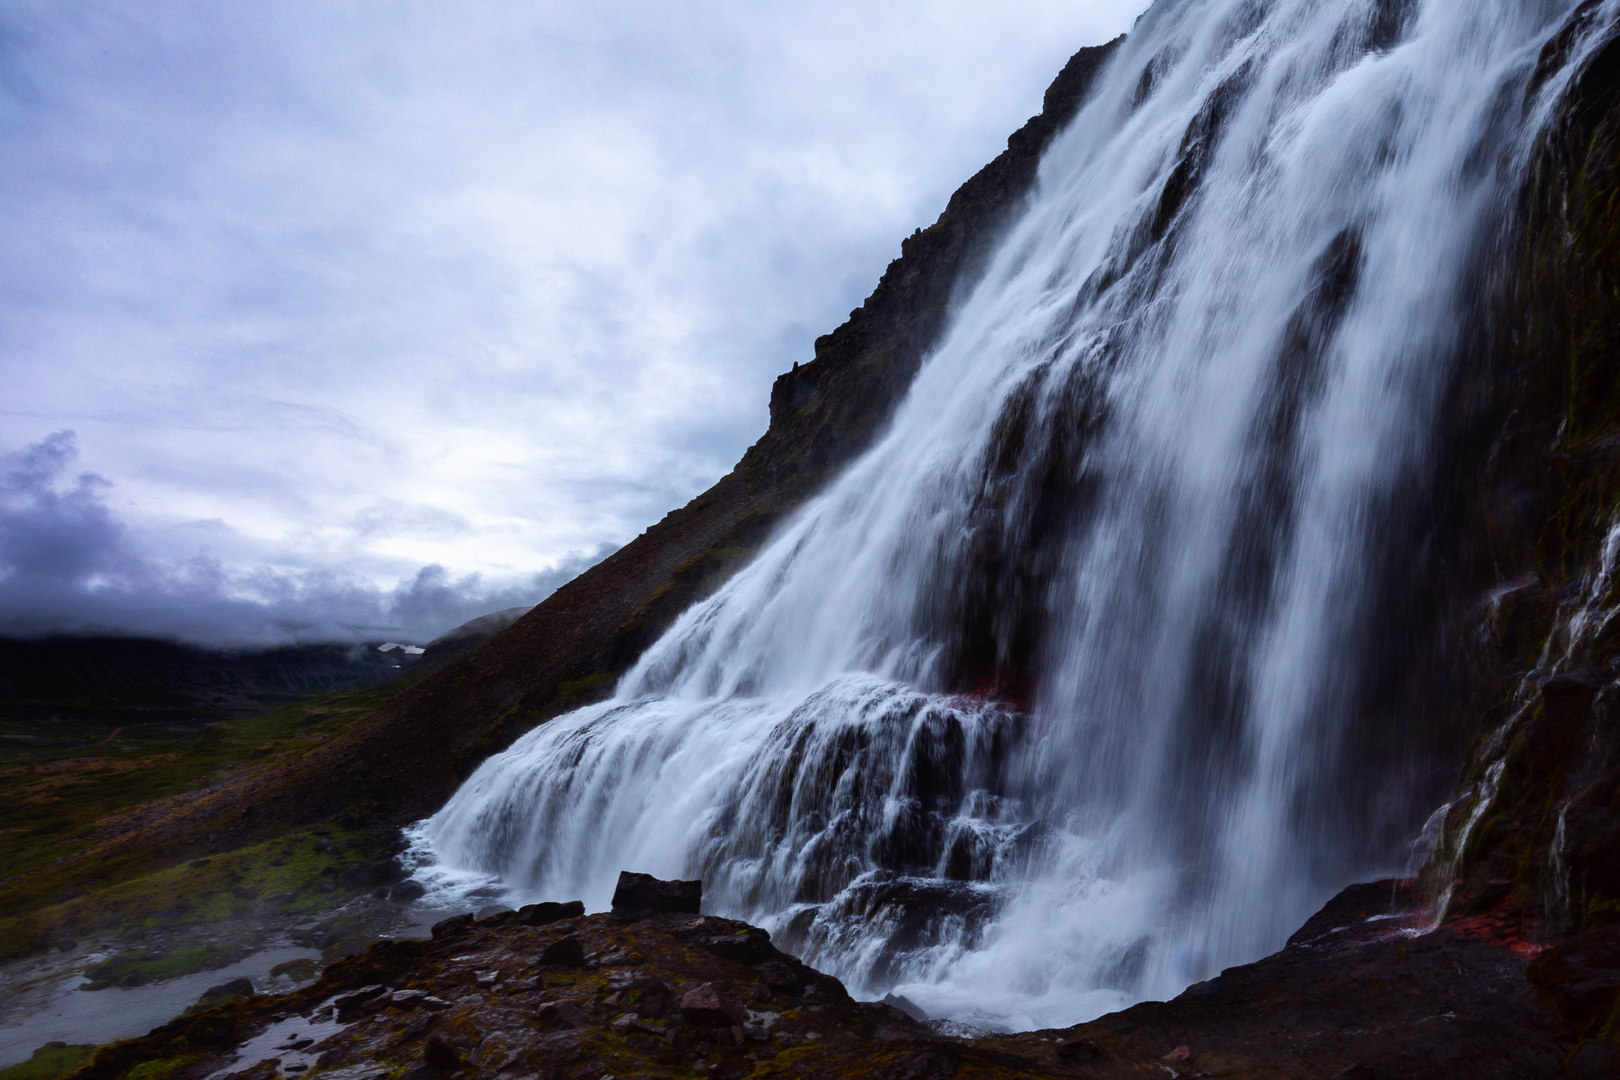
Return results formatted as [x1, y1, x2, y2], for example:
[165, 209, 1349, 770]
[198, 977, 256, 1004]
[516, 900, 585, 926]
[679, 983, 747, 1028]
[538, 937, 585, 968]
[610, 871, 702, 918]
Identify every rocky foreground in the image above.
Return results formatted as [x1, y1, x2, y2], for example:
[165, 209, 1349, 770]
[59, 874, 1620, 1080]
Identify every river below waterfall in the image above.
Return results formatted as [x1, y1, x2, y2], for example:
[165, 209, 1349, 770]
[416, 0, 1620, 1032]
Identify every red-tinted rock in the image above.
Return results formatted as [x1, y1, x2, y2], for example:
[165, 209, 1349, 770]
[679, 982, 748, 1028]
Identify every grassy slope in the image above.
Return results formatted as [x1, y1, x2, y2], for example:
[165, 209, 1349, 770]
[0, 672, 423, 959]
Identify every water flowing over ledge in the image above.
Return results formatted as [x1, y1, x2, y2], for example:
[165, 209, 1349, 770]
[419, 0, 1620, 1030]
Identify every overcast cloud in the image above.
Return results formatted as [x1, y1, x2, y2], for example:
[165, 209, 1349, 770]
[0, 0, 1144, 646]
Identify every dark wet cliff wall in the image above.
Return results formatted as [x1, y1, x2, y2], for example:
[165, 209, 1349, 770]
[1421, 7, 1620, 946]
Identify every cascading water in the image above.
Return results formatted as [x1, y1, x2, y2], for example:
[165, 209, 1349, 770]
[419, 0, 1616, 1030]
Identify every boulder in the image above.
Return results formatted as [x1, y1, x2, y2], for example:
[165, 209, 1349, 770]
[421, 1035, 460, 1071]
[332, 984, 387, 1015]
[1526, 928, 1620, 1037]
[390, 881, 426, 902]
[679, 982, 748, 1028]
[535, 998, 591, 1029]
[338, 859, 406, 890]
[474, 905, 515, 922]
[429, 914, 474, 940]
[197, 978, 254, 1005]
[700, 927, 773, 965]
[268, 958, 319, 982]
[539, 936, 586, 968]
[516, 900, 584, 926]
[609, 871, 701, 917]
[759, 959, 805, 993]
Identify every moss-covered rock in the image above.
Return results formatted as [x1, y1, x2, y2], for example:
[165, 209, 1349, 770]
[0, 1045, 95, 1080]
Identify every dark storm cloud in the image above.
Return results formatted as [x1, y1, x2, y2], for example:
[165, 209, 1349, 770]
[0, 432, 603, 645]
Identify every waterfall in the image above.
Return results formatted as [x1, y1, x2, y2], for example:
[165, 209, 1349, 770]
[419, 0, 1611, 1031]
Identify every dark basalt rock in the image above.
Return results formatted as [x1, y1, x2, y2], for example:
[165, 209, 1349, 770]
[758, 958, 805, 994]
[677, 981, 748, 1028]
[337, 858, 405, 890]
[1527, 927, 1620, 1039]
[69, 887, 1588, 1080]
[195, 977, 254, 1005]
[1285, 878, 1420, 947]
[429, 913, 473, 940]
[389, 880, 426, 902]
[609, 871, 702, 917]
[516, 899, 584, 925]
[417, 1034, 460, 1071]
[537, 935, 585, 968]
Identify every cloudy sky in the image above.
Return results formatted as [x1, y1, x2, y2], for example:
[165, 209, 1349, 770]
[0, 0, 1144, 647]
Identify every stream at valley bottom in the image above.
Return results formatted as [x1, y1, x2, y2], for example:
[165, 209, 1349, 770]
[0, 849, 577, 1068]
[0, 894, 449, 1068]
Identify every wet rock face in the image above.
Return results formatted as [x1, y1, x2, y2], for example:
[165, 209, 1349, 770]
[1285, 879, 1420, 947]
[70, 881, 1601, 1080]
[1427, 1, 1620, 944]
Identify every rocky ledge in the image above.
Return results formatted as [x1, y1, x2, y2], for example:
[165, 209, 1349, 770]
[64, 875, 1620, 1080]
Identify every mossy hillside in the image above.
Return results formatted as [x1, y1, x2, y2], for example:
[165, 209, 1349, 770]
[0, 818, 400, 963]
[0, 675, 422, 960]
[0, 1045, 95, 1080]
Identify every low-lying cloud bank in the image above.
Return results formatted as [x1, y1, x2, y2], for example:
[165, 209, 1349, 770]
[0, 432, 607, 647]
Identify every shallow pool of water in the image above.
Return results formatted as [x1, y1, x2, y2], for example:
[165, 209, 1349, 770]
[0, 945, 320, 1068]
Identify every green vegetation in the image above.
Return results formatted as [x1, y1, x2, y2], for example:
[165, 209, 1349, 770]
[0, 673, 423, 959]
[0, 1044, 95, 1080]
[552, 670, 615, 704]
[119, 1053, 204, 1080]
[83, 945, 226, 988]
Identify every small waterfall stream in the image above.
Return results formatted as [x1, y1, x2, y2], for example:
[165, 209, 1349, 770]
[419, 0, 1617, 1030]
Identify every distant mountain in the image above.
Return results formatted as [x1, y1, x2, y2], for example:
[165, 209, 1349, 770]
[0, 636, 415, 751]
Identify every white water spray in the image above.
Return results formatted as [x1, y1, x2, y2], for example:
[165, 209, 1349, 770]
[422, 0, 1611, 1030]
